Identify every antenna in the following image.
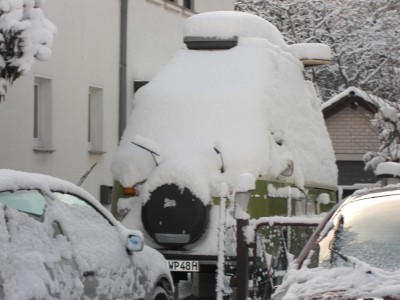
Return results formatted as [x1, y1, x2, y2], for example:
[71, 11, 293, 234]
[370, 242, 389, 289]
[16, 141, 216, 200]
[131, 141, 160, 166]
[77, 162, 97, 186]
[214, 146, 225, 173]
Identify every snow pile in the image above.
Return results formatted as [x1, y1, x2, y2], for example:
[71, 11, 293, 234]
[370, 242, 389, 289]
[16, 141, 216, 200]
[273, 263, 400, 299]
[287, 43, 331, 61]
[316, 193, 330, 205]
[250, 215, 323, 228]
[267, 184, 304, 199]
[235, 173, 256, 193]
[376, 162, 400, 178]
[112, 12, 337, 205]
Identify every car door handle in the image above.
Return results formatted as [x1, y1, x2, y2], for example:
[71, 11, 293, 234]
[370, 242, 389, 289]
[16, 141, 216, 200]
[83, 271, 95, 277]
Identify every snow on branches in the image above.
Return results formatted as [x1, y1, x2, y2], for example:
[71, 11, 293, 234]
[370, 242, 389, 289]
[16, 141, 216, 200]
[364, 102, 400, 173]
[235, 0, 400, 102]
[0, 0, 56, 101]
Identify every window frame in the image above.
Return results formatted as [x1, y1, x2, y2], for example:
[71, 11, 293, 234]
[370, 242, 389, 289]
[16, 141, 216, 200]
[87, 86, 105, 154]
[183, 0, 193, 10]
[33, 76, 54, 152]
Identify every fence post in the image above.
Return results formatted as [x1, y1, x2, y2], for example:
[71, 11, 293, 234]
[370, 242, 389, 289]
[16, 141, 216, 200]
[236, 218, 249, 300]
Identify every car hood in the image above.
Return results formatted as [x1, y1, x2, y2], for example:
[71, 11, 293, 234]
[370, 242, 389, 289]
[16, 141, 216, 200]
[273, 264, 400, 300]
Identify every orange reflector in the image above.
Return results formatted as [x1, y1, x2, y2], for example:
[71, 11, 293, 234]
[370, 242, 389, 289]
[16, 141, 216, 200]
[123, 186, 136, 196]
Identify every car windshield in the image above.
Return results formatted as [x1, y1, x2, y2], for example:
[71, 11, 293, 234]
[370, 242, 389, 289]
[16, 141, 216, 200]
[316, 195, 400, 270]
[0, 190, 46, 220]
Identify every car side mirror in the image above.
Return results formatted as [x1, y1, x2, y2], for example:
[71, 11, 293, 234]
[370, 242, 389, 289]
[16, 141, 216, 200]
[127, 234, 144, 252]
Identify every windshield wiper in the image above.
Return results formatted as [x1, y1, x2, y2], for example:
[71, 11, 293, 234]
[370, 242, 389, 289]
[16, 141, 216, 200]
[329, 246, 350, 263]
[329, 246, 372, 274]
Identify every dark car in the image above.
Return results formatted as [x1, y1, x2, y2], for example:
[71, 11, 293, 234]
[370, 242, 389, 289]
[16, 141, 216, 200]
[0, 169, 173, 300]
[272, 185, 400, 300]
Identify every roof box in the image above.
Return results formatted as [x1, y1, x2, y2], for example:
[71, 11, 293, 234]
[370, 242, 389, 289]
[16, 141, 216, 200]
[184, 36, 238, 50]
[183, 11, 331, 67]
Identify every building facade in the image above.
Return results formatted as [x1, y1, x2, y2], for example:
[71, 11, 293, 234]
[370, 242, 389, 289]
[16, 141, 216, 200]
[322, 87, 382, 198]
[0, 0, 234, 201]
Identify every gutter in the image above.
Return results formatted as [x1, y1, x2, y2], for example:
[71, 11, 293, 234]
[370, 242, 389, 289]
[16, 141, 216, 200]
[119, 0, 128, 138]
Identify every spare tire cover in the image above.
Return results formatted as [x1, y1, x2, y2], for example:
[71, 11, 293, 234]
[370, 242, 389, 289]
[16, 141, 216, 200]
[142, 184, 209, 248]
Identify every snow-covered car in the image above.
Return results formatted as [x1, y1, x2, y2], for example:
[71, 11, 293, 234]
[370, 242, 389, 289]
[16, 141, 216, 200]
[0, 169, 173, 300]
[272, 185, 400, 300]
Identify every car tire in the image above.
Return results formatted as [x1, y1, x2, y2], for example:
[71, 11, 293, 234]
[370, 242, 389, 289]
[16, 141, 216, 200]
[152, 286, 169, 300]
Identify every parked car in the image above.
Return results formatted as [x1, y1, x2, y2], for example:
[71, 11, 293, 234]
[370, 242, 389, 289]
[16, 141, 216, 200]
[0, 169, 173, 300]
[272, 185, 400, 300]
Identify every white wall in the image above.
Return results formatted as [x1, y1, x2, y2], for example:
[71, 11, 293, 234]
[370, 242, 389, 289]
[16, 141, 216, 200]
[194, 0, 235, 12]
[0, 0, 120, 198]
[0, 0, 234, 200]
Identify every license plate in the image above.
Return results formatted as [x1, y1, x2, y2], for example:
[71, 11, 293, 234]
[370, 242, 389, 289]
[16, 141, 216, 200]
[168, 260, 199, 272]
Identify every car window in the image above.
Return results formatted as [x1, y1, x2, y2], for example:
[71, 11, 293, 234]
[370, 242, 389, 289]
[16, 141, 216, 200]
[53, 192, 91, 207]
[314, 195, 400, 270]
[50, 193, 132, 266]
[49, 192, 138, 297]
[0, 197, 81, 299]
[0, 190, 46, 220]
[255, 224, 317, 284]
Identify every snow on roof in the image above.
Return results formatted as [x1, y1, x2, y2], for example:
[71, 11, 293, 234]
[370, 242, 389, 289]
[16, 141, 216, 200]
[322, 86, 386, 111]
[112, 32, 337, 203]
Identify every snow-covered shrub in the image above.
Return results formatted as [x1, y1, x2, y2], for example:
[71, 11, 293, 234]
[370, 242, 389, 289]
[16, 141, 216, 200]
[0, 0, 56, 100]
[364, 102, 400, 172]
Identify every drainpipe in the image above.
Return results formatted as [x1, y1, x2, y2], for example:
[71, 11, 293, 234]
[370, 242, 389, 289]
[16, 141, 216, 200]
[119, 0, 128, 139]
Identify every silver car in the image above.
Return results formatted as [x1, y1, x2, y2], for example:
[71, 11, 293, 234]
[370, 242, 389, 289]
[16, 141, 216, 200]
[0, 169, 173, 300]
[272, 186, 400, 299]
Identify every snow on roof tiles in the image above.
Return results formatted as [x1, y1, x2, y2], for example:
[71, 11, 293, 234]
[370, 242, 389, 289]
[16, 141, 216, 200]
[322, 86, 386, 111]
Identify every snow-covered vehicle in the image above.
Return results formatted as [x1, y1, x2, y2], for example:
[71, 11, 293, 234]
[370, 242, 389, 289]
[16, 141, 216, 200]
[272, 177, 400, 299]
[0, 169, 173, 300]
[111, 11, 337, 298]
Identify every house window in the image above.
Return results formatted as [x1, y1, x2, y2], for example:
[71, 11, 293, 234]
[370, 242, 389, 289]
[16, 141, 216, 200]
[33, 77, 53, 151]
[88, 86, 104, 153]
[183, 0, 193, 9]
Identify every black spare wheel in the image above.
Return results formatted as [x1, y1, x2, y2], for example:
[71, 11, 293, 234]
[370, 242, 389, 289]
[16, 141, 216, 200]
[142, 184, 209, 248]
